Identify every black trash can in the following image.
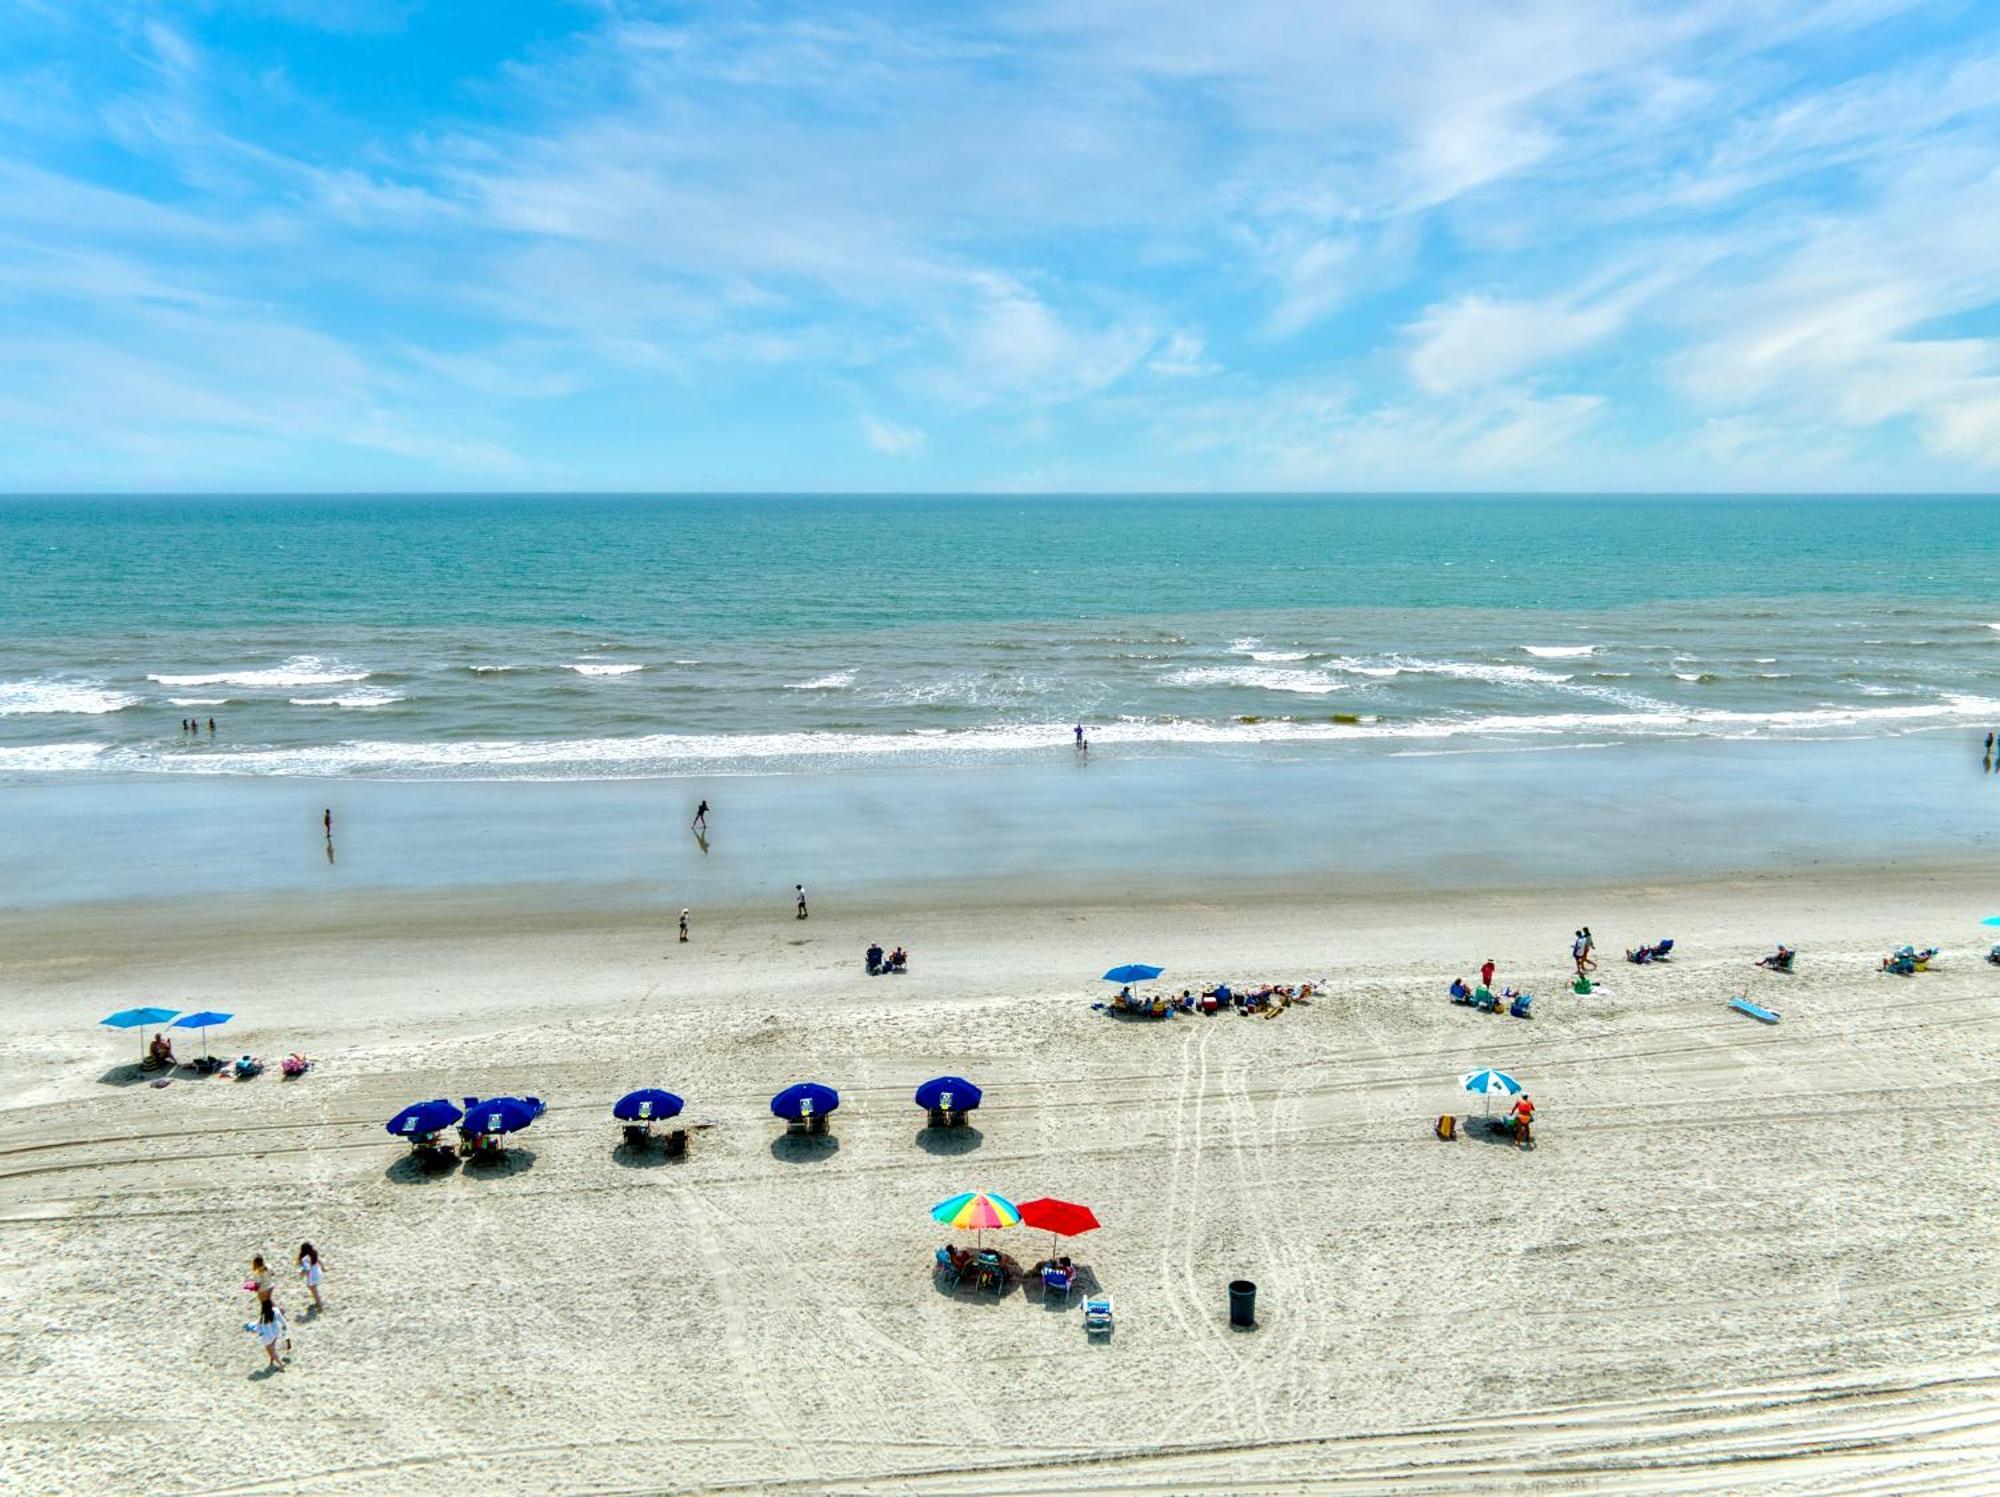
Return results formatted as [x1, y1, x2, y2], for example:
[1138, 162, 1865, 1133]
[1228, 1279, 1257, 1329]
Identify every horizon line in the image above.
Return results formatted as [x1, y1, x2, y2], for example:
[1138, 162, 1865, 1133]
[2, 489, 1996, 500]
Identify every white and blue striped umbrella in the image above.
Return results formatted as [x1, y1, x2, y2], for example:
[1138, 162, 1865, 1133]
[1460, 1069, 1523, 1116]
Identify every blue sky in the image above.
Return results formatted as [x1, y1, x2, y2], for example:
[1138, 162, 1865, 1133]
[3, 1, 1999, 491]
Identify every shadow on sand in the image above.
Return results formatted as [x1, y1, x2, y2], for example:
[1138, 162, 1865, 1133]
[611, 1138, 681, 1169]
[462, 1146, 538, 1177]
[769, 1132, 840, 1163]
[913, 1124, 983, 1156]
[383, 1150, 460, 1184]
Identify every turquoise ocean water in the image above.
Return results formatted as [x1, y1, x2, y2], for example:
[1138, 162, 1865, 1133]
[2, 494, 1998, 782]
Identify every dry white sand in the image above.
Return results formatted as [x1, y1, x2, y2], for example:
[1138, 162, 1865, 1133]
[2, 868, 1998, 1493]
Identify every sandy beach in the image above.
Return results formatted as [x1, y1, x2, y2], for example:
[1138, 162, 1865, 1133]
[3, 863, 1997, 1494]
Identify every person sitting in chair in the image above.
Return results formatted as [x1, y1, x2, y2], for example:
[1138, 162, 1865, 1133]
[887, 946, 907, 972]
[865, 943, 884, 975]
[1449, 978, 1472, 1003]
[147, 1032, 176, 1069]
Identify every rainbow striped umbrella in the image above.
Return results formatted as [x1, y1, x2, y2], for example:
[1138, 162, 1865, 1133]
[931, 1190, 1020, 1245]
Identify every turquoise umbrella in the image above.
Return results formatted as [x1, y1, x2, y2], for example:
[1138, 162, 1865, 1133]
[1460, 1068, 1523, 1117]
[103, 1007, 180, 1064]
[171, 1010, 233, 1065]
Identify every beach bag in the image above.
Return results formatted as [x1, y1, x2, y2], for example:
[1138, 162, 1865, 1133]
[1435, 1113, 1457, 1141]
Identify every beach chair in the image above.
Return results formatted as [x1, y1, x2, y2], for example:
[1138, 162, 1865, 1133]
[934, 1246, 962, 1287]
[1042, 1265, 1076, 1304]
[1083, 1296, 1114, 1336]
[1653, 939, 1674, 959]
[807, 1111, 830, 1136]
[1509, 993, 1534, 1019]
[664, 1128, 688, 1158]
[1987, 944, 2000, 968]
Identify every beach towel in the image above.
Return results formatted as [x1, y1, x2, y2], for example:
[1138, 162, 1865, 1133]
[1435, 1113, 1457, 1140]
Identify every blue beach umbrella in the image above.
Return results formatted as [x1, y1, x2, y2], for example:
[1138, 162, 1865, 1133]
[613, 1088, 685, 1123]
[387, 1099, 462, 1138]
[914, 1076, 982, 1112]
[1102, 964, 1164, 985]
[102, 1006, 181, 1064]
[1460, 1068, 1523, 1117]
[171, 1009, 233, 1064]
[771, 1082, 839, 1121]
[461, 1095, 544, 1135]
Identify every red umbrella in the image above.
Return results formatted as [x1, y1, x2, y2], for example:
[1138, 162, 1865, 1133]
[1018, 1197, 1100, 1254]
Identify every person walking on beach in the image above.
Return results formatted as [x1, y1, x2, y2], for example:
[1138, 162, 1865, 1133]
[247, 1298, 291, 1370]
[795, 884, 809, 920]
[1572, 931, 1588, 978]
[297, 1243, 324, 1313]
[679, 908, 690, 943]
[1480, 958, 1496, 989]
[248, 1254, 275, 1310]
[692, 799, 708, 833]
[322, 808, 333, 838]
[1580, 926, 1597, 970]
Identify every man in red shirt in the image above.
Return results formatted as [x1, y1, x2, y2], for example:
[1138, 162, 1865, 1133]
[1480, 958, 1496, 989]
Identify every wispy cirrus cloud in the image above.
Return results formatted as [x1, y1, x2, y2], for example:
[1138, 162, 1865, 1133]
[0, 0, 1995, 488]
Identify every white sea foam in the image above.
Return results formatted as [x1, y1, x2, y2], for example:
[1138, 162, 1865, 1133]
[0, 678, 140, 715]
[1228, 637, 1262, 653]
[1163, 665, 1344, 695]
[1327, 656, 1573, 685]
[289, 687, 405, 708]
[566, 663, 644, 677]
[168, 697, 229, 707]
[149, 655, 367, 688]
[1249, 650, 1311, 662]
[1521, 645, 1595, 658]
[0, 742, 109, 772]
[784, 671, 855, 690]
[468, 665, 523, 674]
[8, 693, 2000, 780]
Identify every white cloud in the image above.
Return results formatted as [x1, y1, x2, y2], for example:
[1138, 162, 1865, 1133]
[1407, 295, 1623, 395]
[860, 411, 926, 456]
[1148, 330, 1219, 377]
